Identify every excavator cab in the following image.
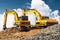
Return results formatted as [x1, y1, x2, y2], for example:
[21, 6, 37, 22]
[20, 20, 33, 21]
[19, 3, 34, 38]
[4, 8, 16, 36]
[20, 16, 30, 27]
[18, 9, 30, 31]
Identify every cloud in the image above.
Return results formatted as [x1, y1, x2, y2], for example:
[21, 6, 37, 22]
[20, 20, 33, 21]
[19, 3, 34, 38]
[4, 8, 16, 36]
[23, 2, 31, 9]
[6, 14, 15, 28]
[0, 14, 4, 31]
[25, 2, 31, 5]
[31, 0, 51, 16]
[51, 10, 60, 23]
[51, 10, 59, 17]
[13, 8, 22, 17]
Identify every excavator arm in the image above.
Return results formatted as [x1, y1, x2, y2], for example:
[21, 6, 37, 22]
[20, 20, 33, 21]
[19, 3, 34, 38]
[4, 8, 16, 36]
[3, 9, 8, 30]
[22, 9, 58, 27]
[22, 9, 42, 21]
[3, 9, 19, 30]
[22, 9, 47, 26]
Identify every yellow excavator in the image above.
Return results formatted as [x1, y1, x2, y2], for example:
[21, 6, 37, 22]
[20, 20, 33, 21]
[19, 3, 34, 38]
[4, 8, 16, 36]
[3, 9, 58, 30]
[22, 9, 58, 27]
[3, 9, 30, 30]
[22, 9, 47, 27]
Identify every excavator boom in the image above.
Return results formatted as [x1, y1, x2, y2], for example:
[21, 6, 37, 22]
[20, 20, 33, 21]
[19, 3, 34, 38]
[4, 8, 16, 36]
[3, 9, 19, 30]
[22, 9, 58, 27]
[3, 9, 30, 30]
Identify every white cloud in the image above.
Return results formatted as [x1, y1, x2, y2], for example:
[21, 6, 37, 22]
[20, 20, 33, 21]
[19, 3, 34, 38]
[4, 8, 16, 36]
[0, 14, 4, 31]
[51, 10, 59, 17]
[13, 8, 22, 17]
[25, 2, 31, 5]
[31, 0, 51, 16]
[51, 10, 60, 23]
[6, 14, 15, 28]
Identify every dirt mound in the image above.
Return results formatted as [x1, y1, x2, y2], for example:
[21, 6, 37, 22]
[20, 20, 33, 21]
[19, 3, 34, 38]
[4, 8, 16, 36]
[0, 27, 41, 40]
[0, 24, 60, 40]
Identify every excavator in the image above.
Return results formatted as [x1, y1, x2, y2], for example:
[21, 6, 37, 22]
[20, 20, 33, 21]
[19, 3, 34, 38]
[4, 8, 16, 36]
[3, 9, 30, 30]
[22, 9, 47, 27]
[22, 9, 58, 27]
[3, 9, 58, 31]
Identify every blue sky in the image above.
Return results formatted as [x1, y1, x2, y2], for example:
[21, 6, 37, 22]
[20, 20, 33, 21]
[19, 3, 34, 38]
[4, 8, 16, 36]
[0, 0, 31, 14]
[43, 0, 60, 15]
[43, 0, 60, 12]
[0, 0, 60, 15]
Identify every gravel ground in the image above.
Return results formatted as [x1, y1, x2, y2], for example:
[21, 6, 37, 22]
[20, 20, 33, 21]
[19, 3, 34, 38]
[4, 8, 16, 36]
[0, 27, 41, 40]
[24, 24, 60, 40]
[0, 24, 60, 40]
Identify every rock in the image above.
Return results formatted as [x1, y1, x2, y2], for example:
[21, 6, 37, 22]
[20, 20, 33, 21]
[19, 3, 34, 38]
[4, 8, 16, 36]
[25, 24, 60, 40]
